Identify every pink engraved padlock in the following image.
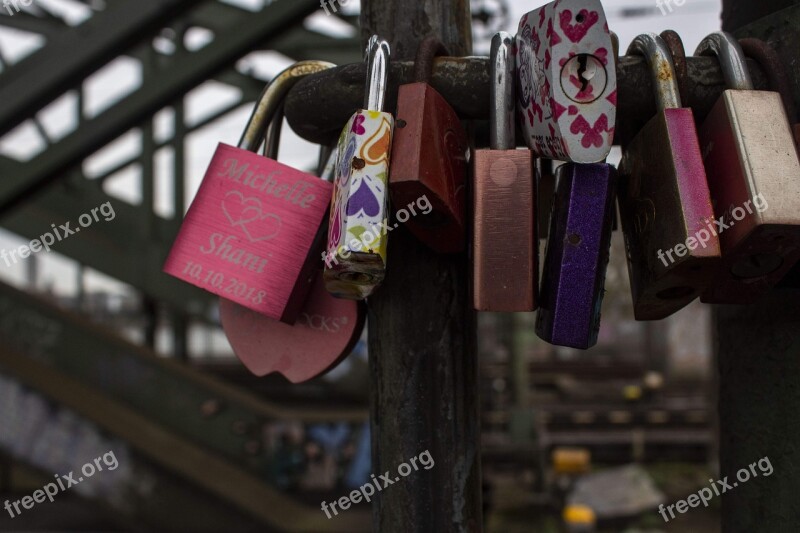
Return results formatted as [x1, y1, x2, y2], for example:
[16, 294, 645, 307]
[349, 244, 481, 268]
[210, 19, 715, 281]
[164, 61, 335, 324]
[516, 0, 617, 163]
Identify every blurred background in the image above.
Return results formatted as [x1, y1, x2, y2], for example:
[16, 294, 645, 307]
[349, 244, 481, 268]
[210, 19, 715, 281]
[0, 0, 724, 531]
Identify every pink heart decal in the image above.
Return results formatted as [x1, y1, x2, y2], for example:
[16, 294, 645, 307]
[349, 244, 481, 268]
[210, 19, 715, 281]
[551, 98, 567, 121]
[570, 114, 609, 149]
[568, 105, 579, 116]
[595, 47, 609, 66]
[546, 19, 562, 46]
[351, 114, 366, 135]
[559, 9, 599, 43]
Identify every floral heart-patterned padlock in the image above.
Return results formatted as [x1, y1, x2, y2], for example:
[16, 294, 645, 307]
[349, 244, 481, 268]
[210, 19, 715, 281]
[323, 36, 394, 300]
[164, 61, 335, 324]
[516, 0, 617, 163]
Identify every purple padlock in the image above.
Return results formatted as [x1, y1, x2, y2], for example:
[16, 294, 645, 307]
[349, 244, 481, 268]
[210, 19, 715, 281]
[536, 163, 616, 350]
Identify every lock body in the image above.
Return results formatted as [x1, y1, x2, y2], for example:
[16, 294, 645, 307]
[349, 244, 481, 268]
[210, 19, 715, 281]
[473, 149, 537, 311]
[699, 90, 800, 303]
[536, 163, 615, 349]
[164, 143, 332, 323]
[390, 82, 468, 253]
[324, 110, 394, 300]
[618, 108, 721, 320]
[220, 273, 365, 383]
[515, 0, 616, 163]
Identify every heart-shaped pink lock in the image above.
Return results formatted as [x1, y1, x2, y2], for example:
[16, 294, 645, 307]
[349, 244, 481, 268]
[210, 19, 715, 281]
[220, 272, 365, 383]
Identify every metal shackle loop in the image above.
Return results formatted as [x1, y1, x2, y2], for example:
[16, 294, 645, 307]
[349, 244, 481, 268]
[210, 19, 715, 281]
[490, 31, 515, 150]
[695, 31, 754, 91]
[364, 35, 391, 111]
[660, 30, 690, 107]
[627, 33, 681, 111]
[238, 60, 335, 153]
[413, 36, 449, 84]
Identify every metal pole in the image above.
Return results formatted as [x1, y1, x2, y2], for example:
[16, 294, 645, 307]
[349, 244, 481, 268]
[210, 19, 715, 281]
[360, 1, 482, 531]
[718, 1, 800, 530]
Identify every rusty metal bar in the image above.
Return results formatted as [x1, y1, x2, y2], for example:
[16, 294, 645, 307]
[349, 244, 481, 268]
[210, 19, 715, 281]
[284, 55, 770, 147]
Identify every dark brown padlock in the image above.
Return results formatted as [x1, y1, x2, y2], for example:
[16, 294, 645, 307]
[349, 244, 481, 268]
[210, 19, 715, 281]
[389, 36, 469, 253]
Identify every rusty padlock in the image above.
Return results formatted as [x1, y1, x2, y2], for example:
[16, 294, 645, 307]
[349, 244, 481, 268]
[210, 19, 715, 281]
[696, 32, 800, 304]
[515, 0, 617, 163]
[473, 31, 537, 312]
[221, 123, 366, 383]
[164, 61, 335, 324]
[324, 36, 394, 300]
[389, 36, 469, 253]
[618, 33, 721, 320]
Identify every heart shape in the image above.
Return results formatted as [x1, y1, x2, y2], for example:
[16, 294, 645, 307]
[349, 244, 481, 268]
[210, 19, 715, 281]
[559, 9, 599, 43]
[222, 190, 282, 242]
[346, 179, 381, 218]
[220, 274, 365, 383]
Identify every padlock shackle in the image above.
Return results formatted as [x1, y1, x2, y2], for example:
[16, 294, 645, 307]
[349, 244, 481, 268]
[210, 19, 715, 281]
[660, 30, 690, 107]
[627, 33, 681, 111]
[238, 61, 335, 152]
[490, 31, 515, 151]
[263, 103, 284, 160]
[364, 35, 391, 111]
[413, 36, 449, 84]
[264, 104, 339, 184]
[695, 32, 754, 91]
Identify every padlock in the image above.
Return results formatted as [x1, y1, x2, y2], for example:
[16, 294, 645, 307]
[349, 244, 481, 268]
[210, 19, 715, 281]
[389, 36, 469, 253]
[220, 130, 366, 383]
[324, 36, 394, 300]
[164, 61, 335, 323]
[617, 33, 721, 320]
[473, 31, 537, 312]
[536, 163, 616, 350]
[696, 32, 800, 304]
[515, 0, 617, 163]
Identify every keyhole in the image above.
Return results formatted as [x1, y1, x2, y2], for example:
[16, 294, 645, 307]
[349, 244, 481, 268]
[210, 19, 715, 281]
[560, 54, 607, 104]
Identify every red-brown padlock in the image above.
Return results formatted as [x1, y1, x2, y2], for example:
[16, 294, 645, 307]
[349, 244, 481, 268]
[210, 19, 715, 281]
[389, 36, 469, 253]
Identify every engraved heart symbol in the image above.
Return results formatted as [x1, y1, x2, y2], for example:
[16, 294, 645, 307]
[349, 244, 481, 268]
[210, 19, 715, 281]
[560, 9, 599, 43]
[222, 190, 282, 242]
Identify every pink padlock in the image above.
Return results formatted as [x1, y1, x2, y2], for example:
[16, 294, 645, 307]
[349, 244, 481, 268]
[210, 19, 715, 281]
[164, 61, 335, 324]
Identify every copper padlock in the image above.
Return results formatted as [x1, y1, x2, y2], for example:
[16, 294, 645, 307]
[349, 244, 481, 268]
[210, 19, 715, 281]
[473, 32, 537, 312]
[390, 37, 469, 253]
